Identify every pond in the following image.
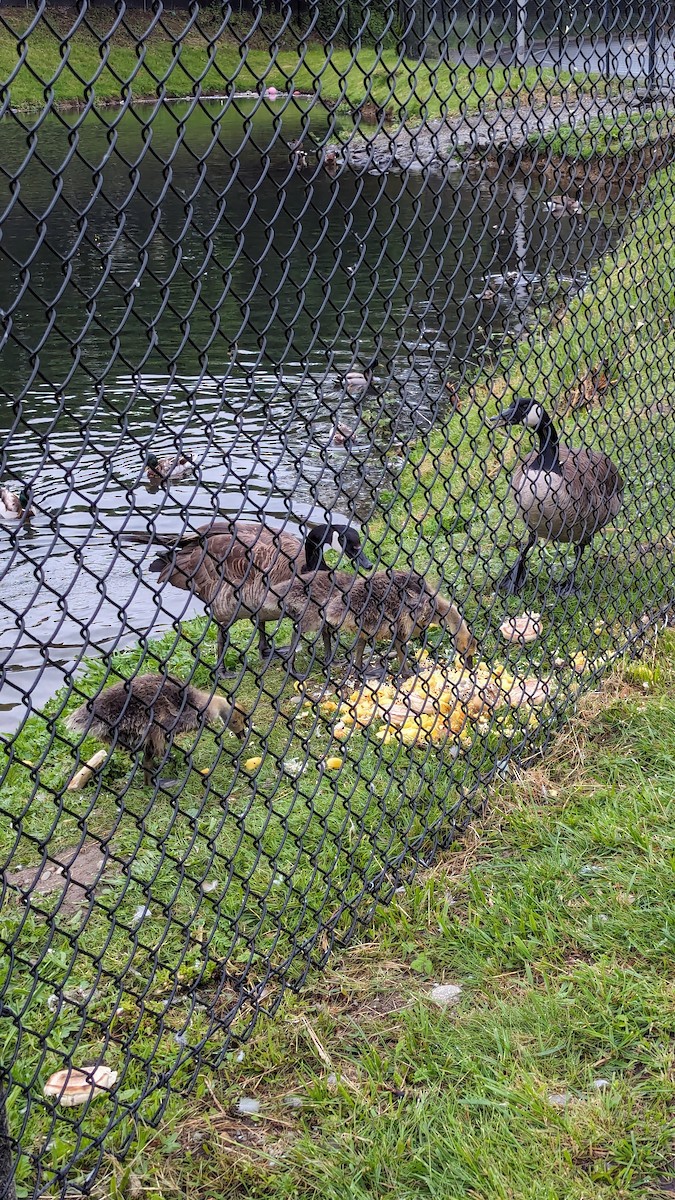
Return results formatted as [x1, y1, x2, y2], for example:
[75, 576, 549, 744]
[0, 96, 635, 731]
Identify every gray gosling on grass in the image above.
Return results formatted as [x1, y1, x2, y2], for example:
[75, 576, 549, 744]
[129, 520, 372, 676]
[67, 673, 248, 786]
[277, 568, 477, 678]
[490, 395, 623, 597]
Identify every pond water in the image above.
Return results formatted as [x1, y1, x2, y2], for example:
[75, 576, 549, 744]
[0, 97, 637, 731]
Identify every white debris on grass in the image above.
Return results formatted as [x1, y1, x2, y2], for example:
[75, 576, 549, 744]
[429, 983, 462, 1007]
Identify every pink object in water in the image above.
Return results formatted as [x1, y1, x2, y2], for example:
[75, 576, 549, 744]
[267, 86, 278, 98]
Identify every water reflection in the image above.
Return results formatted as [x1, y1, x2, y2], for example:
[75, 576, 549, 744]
[0, 97, 635, 729]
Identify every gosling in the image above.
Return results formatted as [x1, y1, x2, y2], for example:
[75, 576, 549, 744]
[278, 568, 477, 678]
[67, 673, 247, 786]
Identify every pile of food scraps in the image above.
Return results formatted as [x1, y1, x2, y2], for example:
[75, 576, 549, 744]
[328, 655, 563, 750]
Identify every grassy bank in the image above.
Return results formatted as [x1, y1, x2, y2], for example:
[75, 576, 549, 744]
[525, 107, 675, 160]
[0, 6, 579, 117]
[94, 635, 675, 1197]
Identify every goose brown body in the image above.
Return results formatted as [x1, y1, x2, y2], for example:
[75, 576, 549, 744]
[491, 397, 623, 596]
[0, 485, 32, 520]
[128, 519, 371, 671]
[66, 673, 246, 784]
[512, 445, 623, 543]
[280, 568, 477, 675]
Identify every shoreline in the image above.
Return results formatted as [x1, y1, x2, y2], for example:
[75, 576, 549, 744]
[5, 82, 672, 178]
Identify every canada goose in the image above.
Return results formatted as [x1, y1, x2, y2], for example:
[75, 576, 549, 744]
[131, 520, 372, 674]
[0, 483, 32, 520]
[279, 568, 477, 678]
[545, 190, 583, 218]
[146, 452, 194, 486]
[490, 396, 623, 597]
[67, 673, 247, 786]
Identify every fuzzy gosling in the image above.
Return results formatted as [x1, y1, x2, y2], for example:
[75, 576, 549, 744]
[67, 673, 247, 786]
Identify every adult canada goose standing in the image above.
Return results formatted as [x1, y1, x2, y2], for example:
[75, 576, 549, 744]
[277, 568, 477, 678]
[129, 520, 372, 675]
[490, 396, 623, 597]
[67, 674, 248, 786]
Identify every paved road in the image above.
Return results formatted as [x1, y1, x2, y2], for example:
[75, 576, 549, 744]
[451, 33, 675, 85]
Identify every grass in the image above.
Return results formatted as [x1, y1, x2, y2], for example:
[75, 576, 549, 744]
[526, 107, 675, 159]
[0, 5, 586, 119]
[2, 156, 675, 1195]
[92, 633, 675, 1197]
[2, 49, 675, 1200]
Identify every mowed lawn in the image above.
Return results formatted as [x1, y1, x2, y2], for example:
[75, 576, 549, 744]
[0, 5, 576, 116]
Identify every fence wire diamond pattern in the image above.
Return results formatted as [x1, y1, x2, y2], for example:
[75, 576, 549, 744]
[0, 0, 673, 1194]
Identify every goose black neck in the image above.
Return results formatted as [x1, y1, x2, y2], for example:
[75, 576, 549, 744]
[533, 410, 560, 472]
[304, 525, 330, 572]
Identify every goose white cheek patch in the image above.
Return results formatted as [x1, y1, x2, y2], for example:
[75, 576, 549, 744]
[526, 404, 544, 429]
[329, 531, 344, 553]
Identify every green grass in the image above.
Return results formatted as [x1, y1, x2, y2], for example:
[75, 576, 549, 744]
[526, 108, 675, 159]
[0, 5, 584, 118]
[95, 633, 675, 1198]
[2, 60, 675, 1200]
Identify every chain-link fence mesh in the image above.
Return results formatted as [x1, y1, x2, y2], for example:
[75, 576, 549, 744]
[0, 0, 674, 1194]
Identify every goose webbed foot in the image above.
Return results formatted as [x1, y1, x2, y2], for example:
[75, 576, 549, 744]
[554, 572, 580, 600]
[355, 662, 389, 682]
[212, 663, 241, 682]
[497, 562, 527, 595]
[497, 535, 536, 595]
[554, 545, 587, 601]
[273, 645, 308, 680]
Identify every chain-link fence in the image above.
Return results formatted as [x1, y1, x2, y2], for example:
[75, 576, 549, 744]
[0, 0, 674, 1194]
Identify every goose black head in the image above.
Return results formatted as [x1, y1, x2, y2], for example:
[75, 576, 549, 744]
[305, 523, 373, 571]
[489, 396, 546, 431]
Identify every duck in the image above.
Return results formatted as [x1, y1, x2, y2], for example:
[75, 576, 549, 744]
[352, 101, 392, 125]
[66, 674, 248, 787]
[146, 452, 194, 486]
[329, 422, 358, 447]
[278, 568, 477, 678]
[288, 138, 309, 168]
[128, 520, 372, 676]
[324, 149, 339, 175]
[545, 189, 583, 218]
[0, 483, 32, 520]
[489, 395, 623, 597]
[344, 362, 377, 397]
